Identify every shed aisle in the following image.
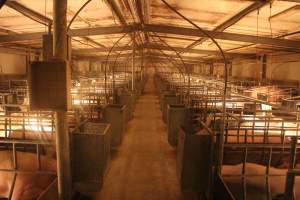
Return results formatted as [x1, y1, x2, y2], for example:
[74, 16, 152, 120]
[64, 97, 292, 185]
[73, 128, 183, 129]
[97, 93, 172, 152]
[93, 75, 182, 200]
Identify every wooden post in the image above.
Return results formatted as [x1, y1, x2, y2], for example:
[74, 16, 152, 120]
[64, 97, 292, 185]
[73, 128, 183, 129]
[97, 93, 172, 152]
[53, 0, 72, 199]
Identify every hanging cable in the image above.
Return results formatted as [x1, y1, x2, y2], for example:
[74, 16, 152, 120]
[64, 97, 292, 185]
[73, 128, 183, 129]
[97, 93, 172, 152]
[151, 34, 189, 100]
[160, 0, 228, 177]
[268, 2, 274, 83]
[104, 33, 129, 103]
[111, 40, 133, 103]
[151, 36, 187, 101]
[67, 0, 92, 31]
[44, 0, 47, 33]
[256, 8, 260, 84]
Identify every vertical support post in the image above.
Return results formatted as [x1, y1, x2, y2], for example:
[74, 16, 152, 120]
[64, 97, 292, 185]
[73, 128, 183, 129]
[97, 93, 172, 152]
[34, 52, 40, 61]
[289, 136, 297, 169]
[215, 119, 223, 174]
[131, 32, 135, 91]
[262, 54, 267, 80]
[284, 136, 298, 200]
[112, 60, 115, 103]
[209, 63, 214, 76]
[53, 0, 72, 199]
[141, 47, 143, 81]
[228, 61, 232, 77]
[25, 52, 30, 75]
[88, 60, 92, 72]
[53, 0, 67, 59]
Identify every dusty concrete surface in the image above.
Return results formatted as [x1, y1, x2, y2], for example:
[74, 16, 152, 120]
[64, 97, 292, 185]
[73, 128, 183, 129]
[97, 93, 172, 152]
[92, 76, 183, 200]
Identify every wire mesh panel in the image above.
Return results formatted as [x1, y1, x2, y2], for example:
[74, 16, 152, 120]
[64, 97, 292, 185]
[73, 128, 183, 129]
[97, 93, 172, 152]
[0, 110, 57, 200]
[72, 122, 111, 192]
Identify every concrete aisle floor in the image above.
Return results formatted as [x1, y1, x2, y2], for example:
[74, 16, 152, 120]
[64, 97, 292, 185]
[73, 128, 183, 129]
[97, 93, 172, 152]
[93, 76, 182, 200]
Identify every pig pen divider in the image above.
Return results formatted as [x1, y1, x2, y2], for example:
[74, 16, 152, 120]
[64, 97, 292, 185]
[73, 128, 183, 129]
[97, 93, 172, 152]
[0, 110, 57, 200]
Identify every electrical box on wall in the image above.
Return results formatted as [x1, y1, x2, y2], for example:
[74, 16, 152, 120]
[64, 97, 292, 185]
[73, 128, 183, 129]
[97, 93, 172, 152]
[28, 60, 71, 111]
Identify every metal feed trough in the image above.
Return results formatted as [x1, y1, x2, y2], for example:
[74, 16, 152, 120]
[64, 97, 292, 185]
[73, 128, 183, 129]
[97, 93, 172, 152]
[167, 104, 186, 147]
[116, 91, 135, 121]
[103, 104, 126, 148]
[177, 125, 213, 193]
[72, 122, 111, 192]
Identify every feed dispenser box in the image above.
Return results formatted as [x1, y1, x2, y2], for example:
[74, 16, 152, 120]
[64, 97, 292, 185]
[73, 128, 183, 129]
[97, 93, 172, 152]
[28, 60, 71, 111]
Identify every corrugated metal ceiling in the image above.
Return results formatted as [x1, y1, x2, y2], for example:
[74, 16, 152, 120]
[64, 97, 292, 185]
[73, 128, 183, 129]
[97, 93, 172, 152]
[0, 0, 299, 63]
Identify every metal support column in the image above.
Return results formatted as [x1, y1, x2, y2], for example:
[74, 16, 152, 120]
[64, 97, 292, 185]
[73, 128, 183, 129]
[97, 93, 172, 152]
[53, 0, 72, 199]
[131, 32, 135, 91]
[262, 54, 267, 80]
[209, 63, 214, 76]
[141, 47, 143, 81]
[228, 61, 232, 77]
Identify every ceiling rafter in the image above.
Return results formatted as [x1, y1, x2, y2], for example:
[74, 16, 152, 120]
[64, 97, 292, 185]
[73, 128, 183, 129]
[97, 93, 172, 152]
[72, 43, 254, 58]
[105, 0, 137, 42]
[72, 52, 142, 61]
[0, 24, 300, 51]
[0, 25, 136, 43]
[143, 43, 254, 58]
[73, 45, 132, 54]
[145, 24, 300, 50]
[106, 0, 127, 24]
[106, 0, 147, 46]
[146, 54, 215, 64]
[5, 1, 107, 50]
[0, 26, 17, 35]
[135, 0, 149, 42]
[5, 1, 52, 27]
[80, 36, 107, 48]
[182, 0, 270, 52]
[74, 53, 207, 65]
